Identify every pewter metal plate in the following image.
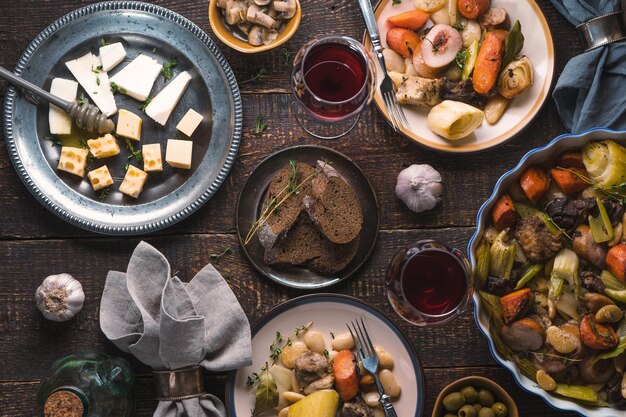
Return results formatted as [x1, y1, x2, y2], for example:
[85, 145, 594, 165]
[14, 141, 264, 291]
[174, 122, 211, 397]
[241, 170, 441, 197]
[3, 1, 242, 235]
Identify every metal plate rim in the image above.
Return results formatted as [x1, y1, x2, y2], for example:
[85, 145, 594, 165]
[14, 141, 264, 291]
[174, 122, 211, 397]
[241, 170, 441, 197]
[3, 0, 242, 235]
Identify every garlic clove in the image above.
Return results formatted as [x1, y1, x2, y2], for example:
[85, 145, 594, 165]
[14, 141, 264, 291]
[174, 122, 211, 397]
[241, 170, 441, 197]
[35, 273, 85, 322]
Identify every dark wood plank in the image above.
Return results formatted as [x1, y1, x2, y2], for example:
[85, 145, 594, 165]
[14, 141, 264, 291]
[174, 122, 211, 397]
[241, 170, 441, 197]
[0, 366, 578, 417]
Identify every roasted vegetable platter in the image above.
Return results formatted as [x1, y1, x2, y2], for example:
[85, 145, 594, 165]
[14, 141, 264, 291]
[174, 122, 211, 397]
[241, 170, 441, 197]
[364, 0, 554, 153]
[469, 128, 626, 417]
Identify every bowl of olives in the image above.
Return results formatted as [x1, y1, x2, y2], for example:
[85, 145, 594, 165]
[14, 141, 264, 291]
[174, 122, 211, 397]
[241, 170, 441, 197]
[432, 376, 518, 417]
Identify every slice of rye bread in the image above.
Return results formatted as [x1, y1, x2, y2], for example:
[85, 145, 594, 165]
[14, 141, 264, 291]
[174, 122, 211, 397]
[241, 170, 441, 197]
[303, 161, 363, 244]
[257, 162, 316, 251]
[264, 214, 360, 274]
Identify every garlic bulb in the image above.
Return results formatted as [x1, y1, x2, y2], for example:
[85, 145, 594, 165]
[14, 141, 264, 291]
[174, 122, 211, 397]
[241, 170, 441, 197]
[35, 273, 85, 322]
[395, 164, 443, 213]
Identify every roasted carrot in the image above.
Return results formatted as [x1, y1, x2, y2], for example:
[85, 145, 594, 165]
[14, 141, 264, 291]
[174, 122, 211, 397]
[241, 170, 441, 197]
[331, 350, 359, 401]
[606, 243, 626, 283]
[550, 168, 589, 196]
[458, 0, 490, 19]
[557, 150, 585, 168]
[500, 288, 533, 324]
[519, 166, 550, 204]
[580, 314, 618, 350]
[386, 27, 420, 58]
[472, 32, 504, 94]
[387, 10, 430, 31]
[492, 194, 518, 231]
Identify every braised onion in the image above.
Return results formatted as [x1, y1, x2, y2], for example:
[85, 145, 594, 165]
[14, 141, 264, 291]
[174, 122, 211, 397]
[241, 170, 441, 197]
[498, 56, 533, 99]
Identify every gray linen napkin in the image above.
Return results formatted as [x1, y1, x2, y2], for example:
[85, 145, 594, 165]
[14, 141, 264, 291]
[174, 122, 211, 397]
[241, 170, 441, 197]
[100, 241, 252, 417]
[549, 0, 626, 132]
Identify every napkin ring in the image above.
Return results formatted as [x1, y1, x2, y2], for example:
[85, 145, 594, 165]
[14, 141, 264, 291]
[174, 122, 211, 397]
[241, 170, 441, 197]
[577, 11, 626, 52]
[153, 366, 205, 401]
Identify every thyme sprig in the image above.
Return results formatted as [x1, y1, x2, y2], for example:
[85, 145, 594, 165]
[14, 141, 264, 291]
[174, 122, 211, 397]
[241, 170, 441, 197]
[161, 58, 177, 80]
[98, 188, 111, 202]
[140, 98, 152, 112]
[255, 114, 267, 134]
[126, 140, 143, 163]
[44, 135, 62, 149]
[110, 82, 127, 94]
[241, 67, 268, 84]
[210, 247, 231, 261]
[244, 161, 318, 245]
[282, 48, 292, 65]
[556, 166, 626, 204]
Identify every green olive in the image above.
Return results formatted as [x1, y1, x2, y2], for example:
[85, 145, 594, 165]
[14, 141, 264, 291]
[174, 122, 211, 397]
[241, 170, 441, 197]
[473, 404, 482, 413]
[443, 392, 466, 412]
[458, 404, 477, 417]
[491, 402, 507, 417]
[478, 408, 496, 417]
[460, 386, 478, 403]
[477, 389, 495, 407]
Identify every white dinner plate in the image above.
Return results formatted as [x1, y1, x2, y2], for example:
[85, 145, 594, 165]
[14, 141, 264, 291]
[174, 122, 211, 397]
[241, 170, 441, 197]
[227, 294, 425, 417]
[364, 0, 554, 153]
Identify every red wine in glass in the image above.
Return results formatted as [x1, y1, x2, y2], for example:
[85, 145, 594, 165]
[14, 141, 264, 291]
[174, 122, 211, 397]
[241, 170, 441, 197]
[386, 240, 472, 326]
[299, 43, 369, 119]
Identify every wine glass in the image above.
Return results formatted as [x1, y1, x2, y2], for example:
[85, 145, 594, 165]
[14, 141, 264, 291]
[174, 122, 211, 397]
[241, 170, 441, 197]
[291, 35, 376, 140]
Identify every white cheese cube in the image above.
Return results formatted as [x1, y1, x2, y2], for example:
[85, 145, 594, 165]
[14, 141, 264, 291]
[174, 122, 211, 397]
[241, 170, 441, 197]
[88, 165, 114, 191]
[165, 139, 193, 169]
[109, 54, 162, 101]
[176, 109, 204, 137]
[119, 165, 148, 198]
[99, 42, 127, 72]
[116, 109, 143, 141]
[142, 143, 163, 172]
[49, 78, 78, 135]
[65, 52, 117, 117]
[57, 146, 89, 177]
[145, 71, 192, 126]
[87, 134, 120, 159]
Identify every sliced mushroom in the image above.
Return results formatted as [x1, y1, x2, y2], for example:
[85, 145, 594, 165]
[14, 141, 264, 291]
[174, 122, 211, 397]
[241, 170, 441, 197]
[238, 22, 252, 35]
[274, 0, 297, 19]
[255, 0, 271, 5]
[217, 0, 228, 8]
[264, 29, 279, 45]
[247, 4, 276, 28]
[224, 0, 248, 25]
[248, 25, 266, 46]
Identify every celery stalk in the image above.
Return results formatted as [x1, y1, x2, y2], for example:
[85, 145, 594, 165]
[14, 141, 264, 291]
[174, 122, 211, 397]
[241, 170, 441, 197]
[601, 270, 625, 291]
[554, 384, 601, 403]
[589, 198, 614, 243]
[475, 240, 490, 288]
[551, 248, 580, 298]
[489, 230, 516, 280]
[515, 263, 543, 290]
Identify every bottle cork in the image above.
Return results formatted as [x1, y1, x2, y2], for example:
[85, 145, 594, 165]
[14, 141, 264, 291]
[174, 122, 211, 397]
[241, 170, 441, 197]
[44, 390, 84, 417]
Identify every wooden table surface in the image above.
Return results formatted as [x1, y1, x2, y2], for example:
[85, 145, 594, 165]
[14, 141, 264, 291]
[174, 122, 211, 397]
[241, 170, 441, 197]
[0, 1, 585, 416]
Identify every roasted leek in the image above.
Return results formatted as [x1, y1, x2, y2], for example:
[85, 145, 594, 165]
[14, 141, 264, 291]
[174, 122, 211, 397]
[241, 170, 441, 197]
[498, 56, 533, 99]
[489, 229, 516, 280]
[588, 198, 614, 243]
[551, 248, 580, 297]
[427, 100, 484, 140]
[514, 263, 543, 290]
[583, 141, 626, 188]
[475, 240, 490, 287]
[461, 39, 478, 81]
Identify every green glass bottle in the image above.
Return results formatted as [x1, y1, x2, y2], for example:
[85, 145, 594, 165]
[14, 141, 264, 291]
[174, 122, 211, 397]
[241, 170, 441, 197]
[37, 353, 134, 417]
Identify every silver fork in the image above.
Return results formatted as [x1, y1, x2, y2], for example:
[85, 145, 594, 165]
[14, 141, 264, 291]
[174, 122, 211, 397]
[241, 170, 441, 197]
[348, 318, 398, 417]
[357, 0, 409, 132]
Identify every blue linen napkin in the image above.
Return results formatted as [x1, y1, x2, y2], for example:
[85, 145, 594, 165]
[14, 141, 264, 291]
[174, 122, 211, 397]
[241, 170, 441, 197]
[549, 0, 626, 133]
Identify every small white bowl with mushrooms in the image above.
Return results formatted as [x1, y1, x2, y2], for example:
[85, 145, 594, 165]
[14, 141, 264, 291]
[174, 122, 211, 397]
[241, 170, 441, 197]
[209, 0, 301, 53]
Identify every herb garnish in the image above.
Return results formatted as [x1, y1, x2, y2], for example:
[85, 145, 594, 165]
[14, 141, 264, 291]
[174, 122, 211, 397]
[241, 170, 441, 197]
[557, 167, 626, 204]
[91, 65, 103, 74]
[282, 48, 292, 65]
[96, 76, 101, 86]
[44, 135, 62, 148]
[100, 37, 108, 47]
[255, 114, 267, 134]
[453, 20, 465, 30]
[210, 247, 231, 261]
[98, 188, 111, 202]
[455, 49, 468, 69]
[161, 58, 177, 80]
[77, 93, 88, 106]
[241, 67, 268, 84]
[140, 98, 152, 112]
[110, 82, 127, 94]
[126, 140, 143, 163]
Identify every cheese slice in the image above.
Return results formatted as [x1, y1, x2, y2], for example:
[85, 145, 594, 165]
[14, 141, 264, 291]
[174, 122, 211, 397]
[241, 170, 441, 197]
[49, 78, 78, 135]
[176, 108, 204, 137]
[145, 71, 192, 126]
[87, 134, 120, 159]
[88, 165, 114, 191]
[165, 139, 193, 169]
[99, 42, 127, 72]
[119, 165, 148, 198]
[109, 54, 162, 101]
[65, 52, 117, 117]
[116, 109, 143, 141]
[142, 143, 163, 172]
[57, 146, 89, 177]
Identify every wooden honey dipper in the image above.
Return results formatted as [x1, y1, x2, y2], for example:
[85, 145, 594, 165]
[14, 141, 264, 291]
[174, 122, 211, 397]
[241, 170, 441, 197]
[0, 66, 115, 134]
